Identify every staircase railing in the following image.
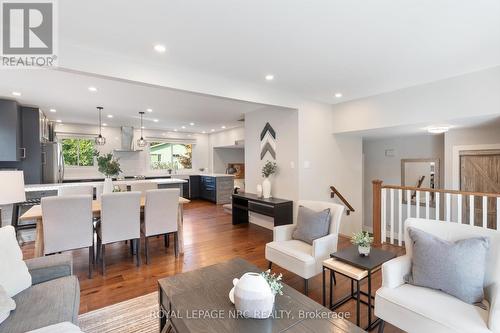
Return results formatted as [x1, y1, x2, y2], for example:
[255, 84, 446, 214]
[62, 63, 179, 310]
[372, 180, 500, 246]
[330, 186, 355, 215]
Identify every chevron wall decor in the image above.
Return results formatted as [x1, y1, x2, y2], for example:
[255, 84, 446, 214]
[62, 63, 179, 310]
[260, 122, 276, 160]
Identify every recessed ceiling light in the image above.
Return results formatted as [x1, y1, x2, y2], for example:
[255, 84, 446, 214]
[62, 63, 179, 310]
[189, 122, 195, 126]
[146, 108, 153, 113]
[49, 108, 56, 113]
[181, 126, 186, 129]
[12, 91, 21, 96]
[56, 119, 62, 123]
[174, 129, 178, 132]
[202, 131, 206, 134]
[162, 133, 166, 136]
[88, 86, 97, 92]
[102, 123, 108, 126]
[211, 129, 215, 132]
[221, 125, 226, 129]
[107, 114, 113, 118]
[141, 126, 145, 129]
[153, 119, 159, 123]
[154, 44, 166, 53]
[265, 74, 274, 81]
[334, 92, 343, 98]
[427, 126, 449, 134]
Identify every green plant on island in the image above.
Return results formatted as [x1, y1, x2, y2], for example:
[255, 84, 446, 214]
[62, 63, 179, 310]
[94, 150, 122, 177]
[261, 160, 278, 178]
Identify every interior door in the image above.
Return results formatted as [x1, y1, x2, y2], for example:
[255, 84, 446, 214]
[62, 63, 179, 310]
[460, 150, 500, 229]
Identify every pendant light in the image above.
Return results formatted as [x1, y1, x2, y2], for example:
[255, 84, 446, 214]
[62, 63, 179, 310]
[95, 106, 106, 145]
[137, 111, 147, 147]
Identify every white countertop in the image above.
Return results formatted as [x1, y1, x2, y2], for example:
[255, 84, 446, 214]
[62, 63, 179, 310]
[25, 178, 187, 192]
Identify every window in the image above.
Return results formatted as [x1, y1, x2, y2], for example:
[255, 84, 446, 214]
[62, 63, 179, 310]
[61, 138, 95, 167]
[149, 142, 192, 170]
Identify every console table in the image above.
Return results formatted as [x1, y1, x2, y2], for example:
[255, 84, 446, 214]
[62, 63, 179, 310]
[231, 192, 293, 226]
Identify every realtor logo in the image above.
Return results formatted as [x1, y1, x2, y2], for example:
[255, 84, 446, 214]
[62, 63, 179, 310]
[1, 0, 57, 67]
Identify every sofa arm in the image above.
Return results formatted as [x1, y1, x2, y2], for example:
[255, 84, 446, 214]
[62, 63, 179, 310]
[25, 253, 73, 285]
[487, 282, 500, 333]
[381, 255, 411, 289]
[273, 224, 296, 242]
[312, 234, 338, 259]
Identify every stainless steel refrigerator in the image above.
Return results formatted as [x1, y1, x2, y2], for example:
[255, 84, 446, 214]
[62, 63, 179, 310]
[42, 142, 64, 183]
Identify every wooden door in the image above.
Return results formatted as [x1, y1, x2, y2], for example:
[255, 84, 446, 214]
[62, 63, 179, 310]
[460, 151, 500, 229]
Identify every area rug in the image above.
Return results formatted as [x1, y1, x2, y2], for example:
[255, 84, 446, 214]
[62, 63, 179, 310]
[79, 292, 159, 333]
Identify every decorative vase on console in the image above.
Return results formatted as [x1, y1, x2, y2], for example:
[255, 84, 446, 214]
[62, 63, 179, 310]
[261, 161, 277, 199]
[95, 150, 122, 194]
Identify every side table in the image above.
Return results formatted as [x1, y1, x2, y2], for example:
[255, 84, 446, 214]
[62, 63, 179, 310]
[322, 246, 396, 330]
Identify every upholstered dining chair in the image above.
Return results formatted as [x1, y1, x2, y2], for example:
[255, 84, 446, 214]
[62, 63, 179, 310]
[58, 185, 94, 197]
[142, 188, 180, 263]
[96, 191, 141, 275]
[41, 194, 94, 278]
[265, 200, 345, 295]
[130, 182, 158, 196]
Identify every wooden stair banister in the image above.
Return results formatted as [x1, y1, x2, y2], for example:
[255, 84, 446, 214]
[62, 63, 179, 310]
[330, 186, 355, 216]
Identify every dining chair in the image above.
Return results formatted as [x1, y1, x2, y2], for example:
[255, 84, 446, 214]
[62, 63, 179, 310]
[41, 194, 94, 278]
[96, 191, 141, 275]
[58, 185, 94, 197]
[142, 189, 180, 263]
[130, 182, 158, 196]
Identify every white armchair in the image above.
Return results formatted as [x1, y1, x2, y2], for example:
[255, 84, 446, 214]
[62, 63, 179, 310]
[265, 200, 344, 295]
[375, 218, 500, 333]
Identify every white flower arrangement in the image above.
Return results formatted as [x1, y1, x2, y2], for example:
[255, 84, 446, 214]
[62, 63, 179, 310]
[261, 269, 284, 296]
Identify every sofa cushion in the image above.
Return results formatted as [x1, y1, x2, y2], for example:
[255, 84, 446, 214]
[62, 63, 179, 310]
[406, 227, 489, 304]
[0, 276, 80, 333]
[26, 322, 83, 333]
[0, 285, 16, 325]
[0, 226, 32, 297]
[292, 206, 330, 245]
[376, 284, 490, 333]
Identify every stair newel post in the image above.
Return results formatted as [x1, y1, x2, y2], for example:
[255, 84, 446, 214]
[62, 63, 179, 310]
[372, 180, 383, 246]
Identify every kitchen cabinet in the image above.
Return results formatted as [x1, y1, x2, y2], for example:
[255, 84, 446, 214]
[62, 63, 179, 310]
[200, 176, 216, 202]
[0, 99, 21, 161]
[189, 175, 200, 199]
[192, 175, 234, 204]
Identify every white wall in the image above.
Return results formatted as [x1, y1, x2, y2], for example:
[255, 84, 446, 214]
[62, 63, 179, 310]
[55, 123, 209, 179]
[363, 134, 445, 229]
[331, 66, 500, 134]
[213, 148, 244, 174]
[207, 127, 245, 171]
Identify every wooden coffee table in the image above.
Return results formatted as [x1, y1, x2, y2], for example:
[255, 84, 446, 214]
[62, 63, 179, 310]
[158, 258, 365, 333]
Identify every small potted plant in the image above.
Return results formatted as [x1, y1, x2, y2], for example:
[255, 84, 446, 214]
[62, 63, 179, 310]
[261, 161, 277, 199]
[351, 231, 374, 256]
[95, 151, 122, 194]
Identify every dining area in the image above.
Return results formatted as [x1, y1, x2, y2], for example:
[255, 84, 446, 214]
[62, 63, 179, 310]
[13, 175, 190, 278]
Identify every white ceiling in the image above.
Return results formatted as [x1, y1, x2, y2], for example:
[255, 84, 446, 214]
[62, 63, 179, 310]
[0, 69, 282, 132]
[57, 0, 500, 104]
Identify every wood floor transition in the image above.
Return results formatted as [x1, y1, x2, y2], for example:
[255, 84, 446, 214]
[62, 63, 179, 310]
[21, 200, 404, 332]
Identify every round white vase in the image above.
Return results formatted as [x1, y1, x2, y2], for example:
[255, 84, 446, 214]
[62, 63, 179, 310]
[358, 245, 371, 256]
[262, 178, 271, 198]
[229, 272, 275, 319]
[103, 177, 114, 194]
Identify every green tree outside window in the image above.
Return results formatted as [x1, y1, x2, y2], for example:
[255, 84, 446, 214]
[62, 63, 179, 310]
[62, 138, 95, 167]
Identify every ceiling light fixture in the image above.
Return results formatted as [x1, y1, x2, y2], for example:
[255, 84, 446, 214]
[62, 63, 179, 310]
[137, 111, 147, 147]
[12, 91, 21, 96]
[102, 123, 108, 126]
[427, 126, 449, 134]
[265, 74, 274, 81]
[146, 108, 153, 113]
[88, 86, 97, 92]
[181, 126, 186, 129]
[221, 125, 226, 129]
[107, 114, 113, 118]
[56, 119, 62, 123]
[189, 122, 195, 126]
[174, 129, 178, 132]
[202, 131, 206, 134]
[154, 44, 166, 53]
[153, 119, 159, 123]
[211, 129, 215, 132]
[95, 106, 106, 145]
[334, 92, 343, 98]
[49, 109, 56, 113]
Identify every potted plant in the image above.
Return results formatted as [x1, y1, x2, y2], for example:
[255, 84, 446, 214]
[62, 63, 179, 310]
[261, 161, 277, 199]
[351, 231, 374, 256]
[95, 151, 122, 194]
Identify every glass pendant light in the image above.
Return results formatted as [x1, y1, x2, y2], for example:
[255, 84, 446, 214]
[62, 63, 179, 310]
[137, 111, 147, 147]
[95, 106, 106, 145]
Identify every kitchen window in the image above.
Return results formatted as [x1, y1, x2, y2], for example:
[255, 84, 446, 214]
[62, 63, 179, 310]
[61, 138, 95, 167]
[149, 142, 192, 170]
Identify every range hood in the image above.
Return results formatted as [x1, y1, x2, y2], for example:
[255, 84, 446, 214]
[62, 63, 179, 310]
[113, 126, 142, 152]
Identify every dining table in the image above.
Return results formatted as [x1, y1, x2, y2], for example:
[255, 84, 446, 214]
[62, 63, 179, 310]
[18, 196, 190, 258]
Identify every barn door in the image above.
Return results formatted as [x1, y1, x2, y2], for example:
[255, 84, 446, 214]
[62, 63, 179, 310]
[460, 150, 500, 229]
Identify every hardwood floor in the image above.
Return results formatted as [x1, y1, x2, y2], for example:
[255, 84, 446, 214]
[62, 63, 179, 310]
[21, 200, 405, 332]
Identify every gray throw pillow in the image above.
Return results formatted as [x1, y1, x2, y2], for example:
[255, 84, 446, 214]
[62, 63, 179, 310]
[292, 206, 331, 245]
[405, 227, 490, 304]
